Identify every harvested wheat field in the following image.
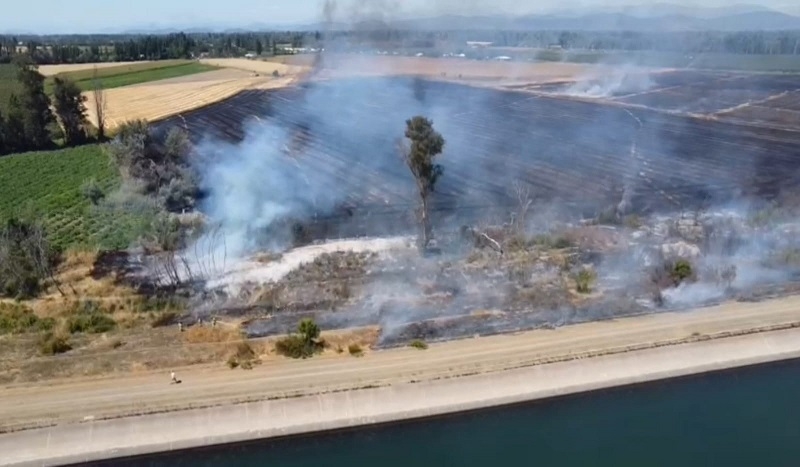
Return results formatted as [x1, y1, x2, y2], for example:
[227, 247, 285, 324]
[38, 61, 151, 76]
[300, 54, 625, 85]
[199, 58, 308, 76]
[83, 68, 301, 130]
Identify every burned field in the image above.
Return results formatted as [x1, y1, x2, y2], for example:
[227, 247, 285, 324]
[161, 73, 800, 231]
[156, 72, 800, 346]
[533, 69, 800, 121]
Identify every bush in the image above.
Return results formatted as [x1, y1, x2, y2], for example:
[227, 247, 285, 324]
[38, 332, 72, 355]
[66, 301, 116, 334]
[81, 178, 105, 205]
[276, 334, 323, 359]
[298, 318, 320, 342]
[409, 340, 428, 350]
[671, 259, 694, 283]
[0, 303, 55, 334]
[227, 341, 258, 369]
[150, 310, 179, 328]
[275, 318, 324, 359]
[575, 268, 597, 294]
[348, 343, 363, 356]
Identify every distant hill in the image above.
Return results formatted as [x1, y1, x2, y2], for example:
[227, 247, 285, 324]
[378, 9, 800, 32]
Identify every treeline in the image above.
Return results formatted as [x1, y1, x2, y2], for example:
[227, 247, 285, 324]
[0, 32, 317, 64]
[0, 56, 96, 155]
[2, 29, 800, 65]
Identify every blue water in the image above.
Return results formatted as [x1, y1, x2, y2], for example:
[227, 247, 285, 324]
[91, 359, 800, 467]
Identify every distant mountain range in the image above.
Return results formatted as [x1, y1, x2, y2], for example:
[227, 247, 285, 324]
[6, 3, 800, 35]
[293, 3, 800, 33]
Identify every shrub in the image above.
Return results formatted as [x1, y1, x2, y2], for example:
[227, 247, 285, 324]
[272, 69, 280, 77]
[150, 311, 179, 328]
[533, 234, 573, 250]
[575, 268, 597, 294]
[38, 332, 72, 355]
[66, 301, 116, 334]
[0, 303, 55, 334]
[409, 340, 428, 350]
[348, 343, 363, 356]
[671, 259, 694, 283]
[227, 341, 258, 369]
[81, 178, 105, 205]
[276, 335, 323, 359]
[298, 318, 320, 342]
[276, 318, 324, 359]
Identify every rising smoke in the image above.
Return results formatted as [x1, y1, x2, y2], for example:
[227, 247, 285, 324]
[168, 1, 800, 341]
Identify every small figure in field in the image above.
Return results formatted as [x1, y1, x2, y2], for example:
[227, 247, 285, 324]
[170, 371, 181, 384]
[212, 317, 217, 328]
[178, 322, 183, 332]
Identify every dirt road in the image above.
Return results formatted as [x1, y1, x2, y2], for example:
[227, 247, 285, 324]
[3, 295, 800, 433]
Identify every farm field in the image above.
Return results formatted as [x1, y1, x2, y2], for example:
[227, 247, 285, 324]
[81, 61, 306, 130]
[310, 54, 613, 84]
[37, 60, 151, 76]
[0, 145, 151, 250]
[43, 60, 217, 93]
[82, 69, 300, 130]
[157, 73, 800, 241]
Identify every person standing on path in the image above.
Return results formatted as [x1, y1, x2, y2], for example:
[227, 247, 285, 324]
[171, 371, 178, 384]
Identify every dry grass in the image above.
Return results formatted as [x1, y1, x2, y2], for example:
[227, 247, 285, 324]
[321, 327, 380, 356]
[200, 58, 306, 76]
[83, 67, 302, 131]
[312, 54, 603, 84]
[183, 326, 242, 344]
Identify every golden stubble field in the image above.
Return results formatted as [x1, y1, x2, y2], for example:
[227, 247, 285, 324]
[83, 60, 307, 130]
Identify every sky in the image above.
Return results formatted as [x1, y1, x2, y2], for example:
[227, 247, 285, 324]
[2, 0, 799, 34]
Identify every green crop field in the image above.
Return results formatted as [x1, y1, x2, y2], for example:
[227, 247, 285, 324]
[45, 60, 217, 93]
[0, 145, 155, 250]
[0, 64, 23, 114]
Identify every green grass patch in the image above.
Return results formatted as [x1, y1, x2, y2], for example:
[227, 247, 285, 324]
[45, 60, 217, 93]
[0, 144, 155, 250]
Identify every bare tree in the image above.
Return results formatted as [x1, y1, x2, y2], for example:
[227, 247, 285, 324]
[92, 66, 107, 140]
[509, 180, 533, 232]
[401, 116, 445, 251]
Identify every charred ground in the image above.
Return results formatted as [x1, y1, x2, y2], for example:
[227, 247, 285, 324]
[151, 69, 800, 347]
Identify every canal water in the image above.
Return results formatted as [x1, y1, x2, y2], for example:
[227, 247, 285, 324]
[91, 359, 800, 467]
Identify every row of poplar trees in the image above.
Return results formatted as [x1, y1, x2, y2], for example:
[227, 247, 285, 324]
[0, 56, 93, 156]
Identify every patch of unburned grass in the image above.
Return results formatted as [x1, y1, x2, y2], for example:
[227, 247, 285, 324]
[66, 301, 116, 334]
[37, 332, 72, 355]
[0, 302, 56, 335]
[183, 326, 241, 344]
[409, 339, 428, 350]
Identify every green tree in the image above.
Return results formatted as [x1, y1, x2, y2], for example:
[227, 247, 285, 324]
[0, 109, 7, 155]
[255, 39, 263, 55]
[13, 55, 54, 150]
[52, 76, 88, 146]
[402, 116, 445, 250]
[4, 95, 27, 153]
[298, 318, 320, 342]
